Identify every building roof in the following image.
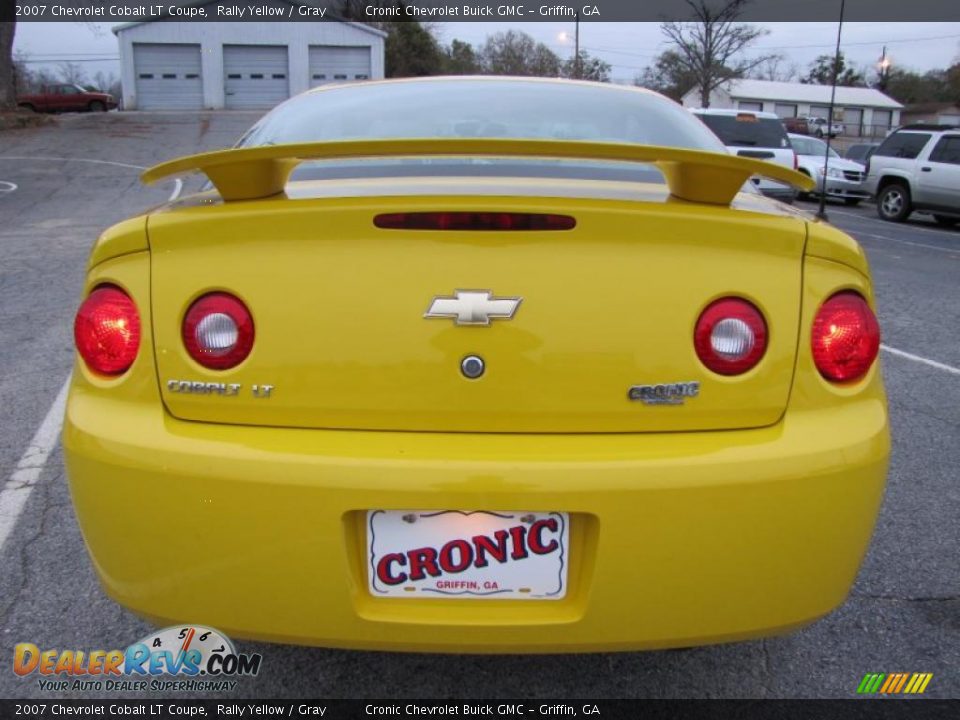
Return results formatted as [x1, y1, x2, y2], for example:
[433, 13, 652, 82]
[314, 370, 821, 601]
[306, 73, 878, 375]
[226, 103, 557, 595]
[112, 1, 389, 37]
[692, 79, 903, 109]
[901, 102, 960, 114]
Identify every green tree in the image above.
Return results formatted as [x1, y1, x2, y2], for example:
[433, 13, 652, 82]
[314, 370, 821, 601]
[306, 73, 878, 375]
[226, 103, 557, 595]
[803, 51, 866, 87]
[947, 63, 960, 103]
[561, 51, 611, 82]
[443, 39, 480, 75]
[384, 20, 444, 77]
[881, 67, 953, 104]
[635, 50, 701, 102]
[661, 0, 777, 107]
[477, 30, 561, 77]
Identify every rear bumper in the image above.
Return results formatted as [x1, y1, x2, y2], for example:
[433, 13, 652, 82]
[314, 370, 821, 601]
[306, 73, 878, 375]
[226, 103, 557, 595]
[63, 390, 889, 653]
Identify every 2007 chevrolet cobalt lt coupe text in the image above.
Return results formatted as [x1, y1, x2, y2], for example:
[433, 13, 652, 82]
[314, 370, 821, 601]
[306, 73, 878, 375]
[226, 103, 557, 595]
[63, 77, 889, 653]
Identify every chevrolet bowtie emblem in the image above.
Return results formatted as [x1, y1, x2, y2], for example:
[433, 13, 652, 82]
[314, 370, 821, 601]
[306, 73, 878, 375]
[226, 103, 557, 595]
[424, 290, 522, 326]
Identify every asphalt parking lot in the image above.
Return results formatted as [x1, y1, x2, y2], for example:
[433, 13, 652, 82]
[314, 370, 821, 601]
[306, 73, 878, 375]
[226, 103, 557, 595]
[0, 112, 957, 700]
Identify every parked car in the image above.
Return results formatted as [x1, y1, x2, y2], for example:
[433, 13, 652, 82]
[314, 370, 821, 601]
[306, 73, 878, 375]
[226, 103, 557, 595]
[862, 123, 960, 225]
[845, 143, 881, 164]
[65, 78, 888, 653]
[17, 84, 117, 113]
[691, 108, 798, 202]
[807, 117, 844, 138]
[789, 133, 869, 205]
[782, 116, 810, 135]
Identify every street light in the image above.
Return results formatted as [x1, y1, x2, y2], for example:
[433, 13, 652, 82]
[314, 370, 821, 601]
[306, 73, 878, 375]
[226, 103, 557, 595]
[558, 18, 580, 79]
[877, 46, 892, 91]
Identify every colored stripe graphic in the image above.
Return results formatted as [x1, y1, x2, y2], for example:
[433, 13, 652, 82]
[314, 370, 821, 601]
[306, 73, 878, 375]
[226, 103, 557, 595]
[893, 673, 910, 693]
[858, 673, 932, 694]
[905, 673, 934, 694]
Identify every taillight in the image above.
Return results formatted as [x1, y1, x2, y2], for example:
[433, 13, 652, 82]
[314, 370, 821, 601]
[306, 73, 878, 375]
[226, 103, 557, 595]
[374, 212, 576, 231]
[694, 297, 768, 375]
[811, 292, 880, 382]
[793, 152, 798, 170]
[182, 293, 254, 370]
[74, 285, 141, 376]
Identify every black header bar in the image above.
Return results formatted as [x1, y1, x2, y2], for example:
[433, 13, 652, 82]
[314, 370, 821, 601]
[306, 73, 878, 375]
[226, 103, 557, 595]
[7, 0, 960, 23]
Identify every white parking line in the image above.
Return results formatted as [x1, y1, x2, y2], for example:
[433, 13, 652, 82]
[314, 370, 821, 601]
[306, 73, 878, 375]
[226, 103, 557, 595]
[0, 156, 146, 171]
[0, 180, 17, 194]
[853, 231, 960, 255]
[0, 156, 184, 201]
[169, 178, 184, 202]
[832, 209, 960, 239]
[0, 377, 70, 555]
[882, 345, 960, 376]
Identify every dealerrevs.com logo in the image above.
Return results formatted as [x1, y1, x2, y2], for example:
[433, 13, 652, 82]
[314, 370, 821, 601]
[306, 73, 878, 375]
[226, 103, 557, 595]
[13, 625, 262, 692]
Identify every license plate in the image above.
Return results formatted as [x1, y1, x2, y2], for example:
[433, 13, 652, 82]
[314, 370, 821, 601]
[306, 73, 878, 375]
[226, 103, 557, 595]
[367, 510, 569, 600]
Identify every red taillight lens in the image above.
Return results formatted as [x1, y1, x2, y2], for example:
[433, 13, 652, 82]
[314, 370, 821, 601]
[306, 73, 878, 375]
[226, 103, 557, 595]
[811, 292, 880, 382]
[793, 151, 799, 170]
[182, 293, 254, 370]
[694, 298, 768, 375]
[74, 285, 141, 376]
[374, 212, 576, 231]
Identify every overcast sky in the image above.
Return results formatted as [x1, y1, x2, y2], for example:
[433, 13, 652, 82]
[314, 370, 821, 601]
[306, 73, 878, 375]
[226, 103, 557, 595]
[13, 21, 960, 85]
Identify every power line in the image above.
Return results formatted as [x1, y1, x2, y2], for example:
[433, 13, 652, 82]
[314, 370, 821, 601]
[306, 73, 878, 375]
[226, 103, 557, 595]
[553, 32, 960, 62]
[18, 57, 119, 64]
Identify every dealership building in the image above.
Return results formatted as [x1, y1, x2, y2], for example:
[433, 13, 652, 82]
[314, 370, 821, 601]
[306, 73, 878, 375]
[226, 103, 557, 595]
[113, 5, 386, 111]
[682, 79, 903, 138]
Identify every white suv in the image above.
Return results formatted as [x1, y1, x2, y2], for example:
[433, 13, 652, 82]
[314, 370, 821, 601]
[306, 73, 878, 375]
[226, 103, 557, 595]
[690, 108, 797, 203]
[863, 124, 960, 226]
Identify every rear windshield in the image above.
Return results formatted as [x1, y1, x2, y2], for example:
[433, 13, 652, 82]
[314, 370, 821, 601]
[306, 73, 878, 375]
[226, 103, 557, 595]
[236, 79, 728, 185]
[845, 145, 874, 161]
[791, 136, 839, 158]
[695, 114, 791, 149]
[875, 132, 932, 160]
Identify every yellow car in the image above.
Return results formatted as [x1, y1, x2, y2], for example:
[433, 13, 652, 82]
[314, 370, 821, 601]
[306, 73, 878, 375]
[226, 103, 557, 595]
[63, 77, 889, 653]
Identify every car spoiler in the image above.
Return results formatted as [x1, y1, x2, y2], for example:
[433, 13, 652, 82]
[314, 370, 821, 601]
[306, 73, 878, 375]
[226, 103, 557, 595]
[141, 138, 814, 205]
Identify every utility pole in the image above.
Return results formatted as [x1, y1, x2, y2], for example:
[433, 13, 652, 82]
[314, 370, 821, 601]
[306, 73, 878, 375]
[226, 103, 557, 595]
[816, 0, 845, 222]
[574, 11, 580, 79]
[877, 46, 890, 92]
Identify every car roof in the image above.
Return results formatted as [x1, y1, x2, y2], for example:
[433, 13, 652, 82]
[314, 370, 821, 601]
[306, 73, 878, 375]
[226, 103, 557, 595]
[301, 75, 666, 100]
[689, 108, 780, 119]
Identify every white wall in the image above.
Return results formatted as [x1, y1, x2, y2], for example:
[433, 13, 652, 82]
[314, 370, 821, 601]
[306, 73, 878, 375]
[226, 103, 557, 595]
[116, 19, 385, 110]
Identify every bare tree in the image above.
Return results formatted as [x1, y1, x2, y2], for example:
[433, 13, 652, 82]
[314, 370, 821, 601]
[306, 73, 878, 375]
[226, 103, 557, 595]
[661, 0, 777, 107]
[0, 21, 15, 110]
[750, 54, 799, 83]
[57, 61, 89, 87]
[93, 70, 119, 95]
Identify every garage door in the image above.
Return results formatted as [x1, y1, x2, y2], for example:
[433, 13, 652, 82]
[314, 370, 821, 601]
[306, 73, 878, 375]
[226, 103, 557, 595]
[844, 108, 863, 136]
[223, 45, 289, 110]
[308, 46, 371, 87]
[133, 43, 203, 110]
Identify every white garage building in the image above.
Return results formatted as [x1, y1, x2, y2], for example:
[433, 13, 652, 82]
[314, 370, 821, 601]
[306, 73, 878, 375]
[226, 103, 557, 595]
[682, 79, 903, 138]
[114, 5, 386, 111]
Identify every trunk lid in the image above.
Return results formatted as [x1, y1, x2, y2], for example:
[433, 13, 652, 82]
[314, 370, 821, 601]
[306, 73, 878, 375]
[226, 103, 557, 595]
[149, 184, 805, 433]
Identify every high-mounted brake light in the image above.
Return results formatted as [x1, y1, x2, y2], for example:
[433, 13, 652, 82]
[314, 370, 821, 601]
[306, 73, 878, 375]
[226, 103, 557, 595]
[694, 298, 768, 375]
[811, 292, 880, 382]
[74, 285, 141, 376]
[182, 293, 254, 370]
[374, 212, 576, 231]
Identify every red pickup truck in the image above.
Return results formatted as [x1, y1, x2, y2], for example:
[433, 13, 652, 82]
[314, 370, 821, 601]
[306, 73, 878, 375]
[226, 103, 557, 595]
[17, 84, 118, 113]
